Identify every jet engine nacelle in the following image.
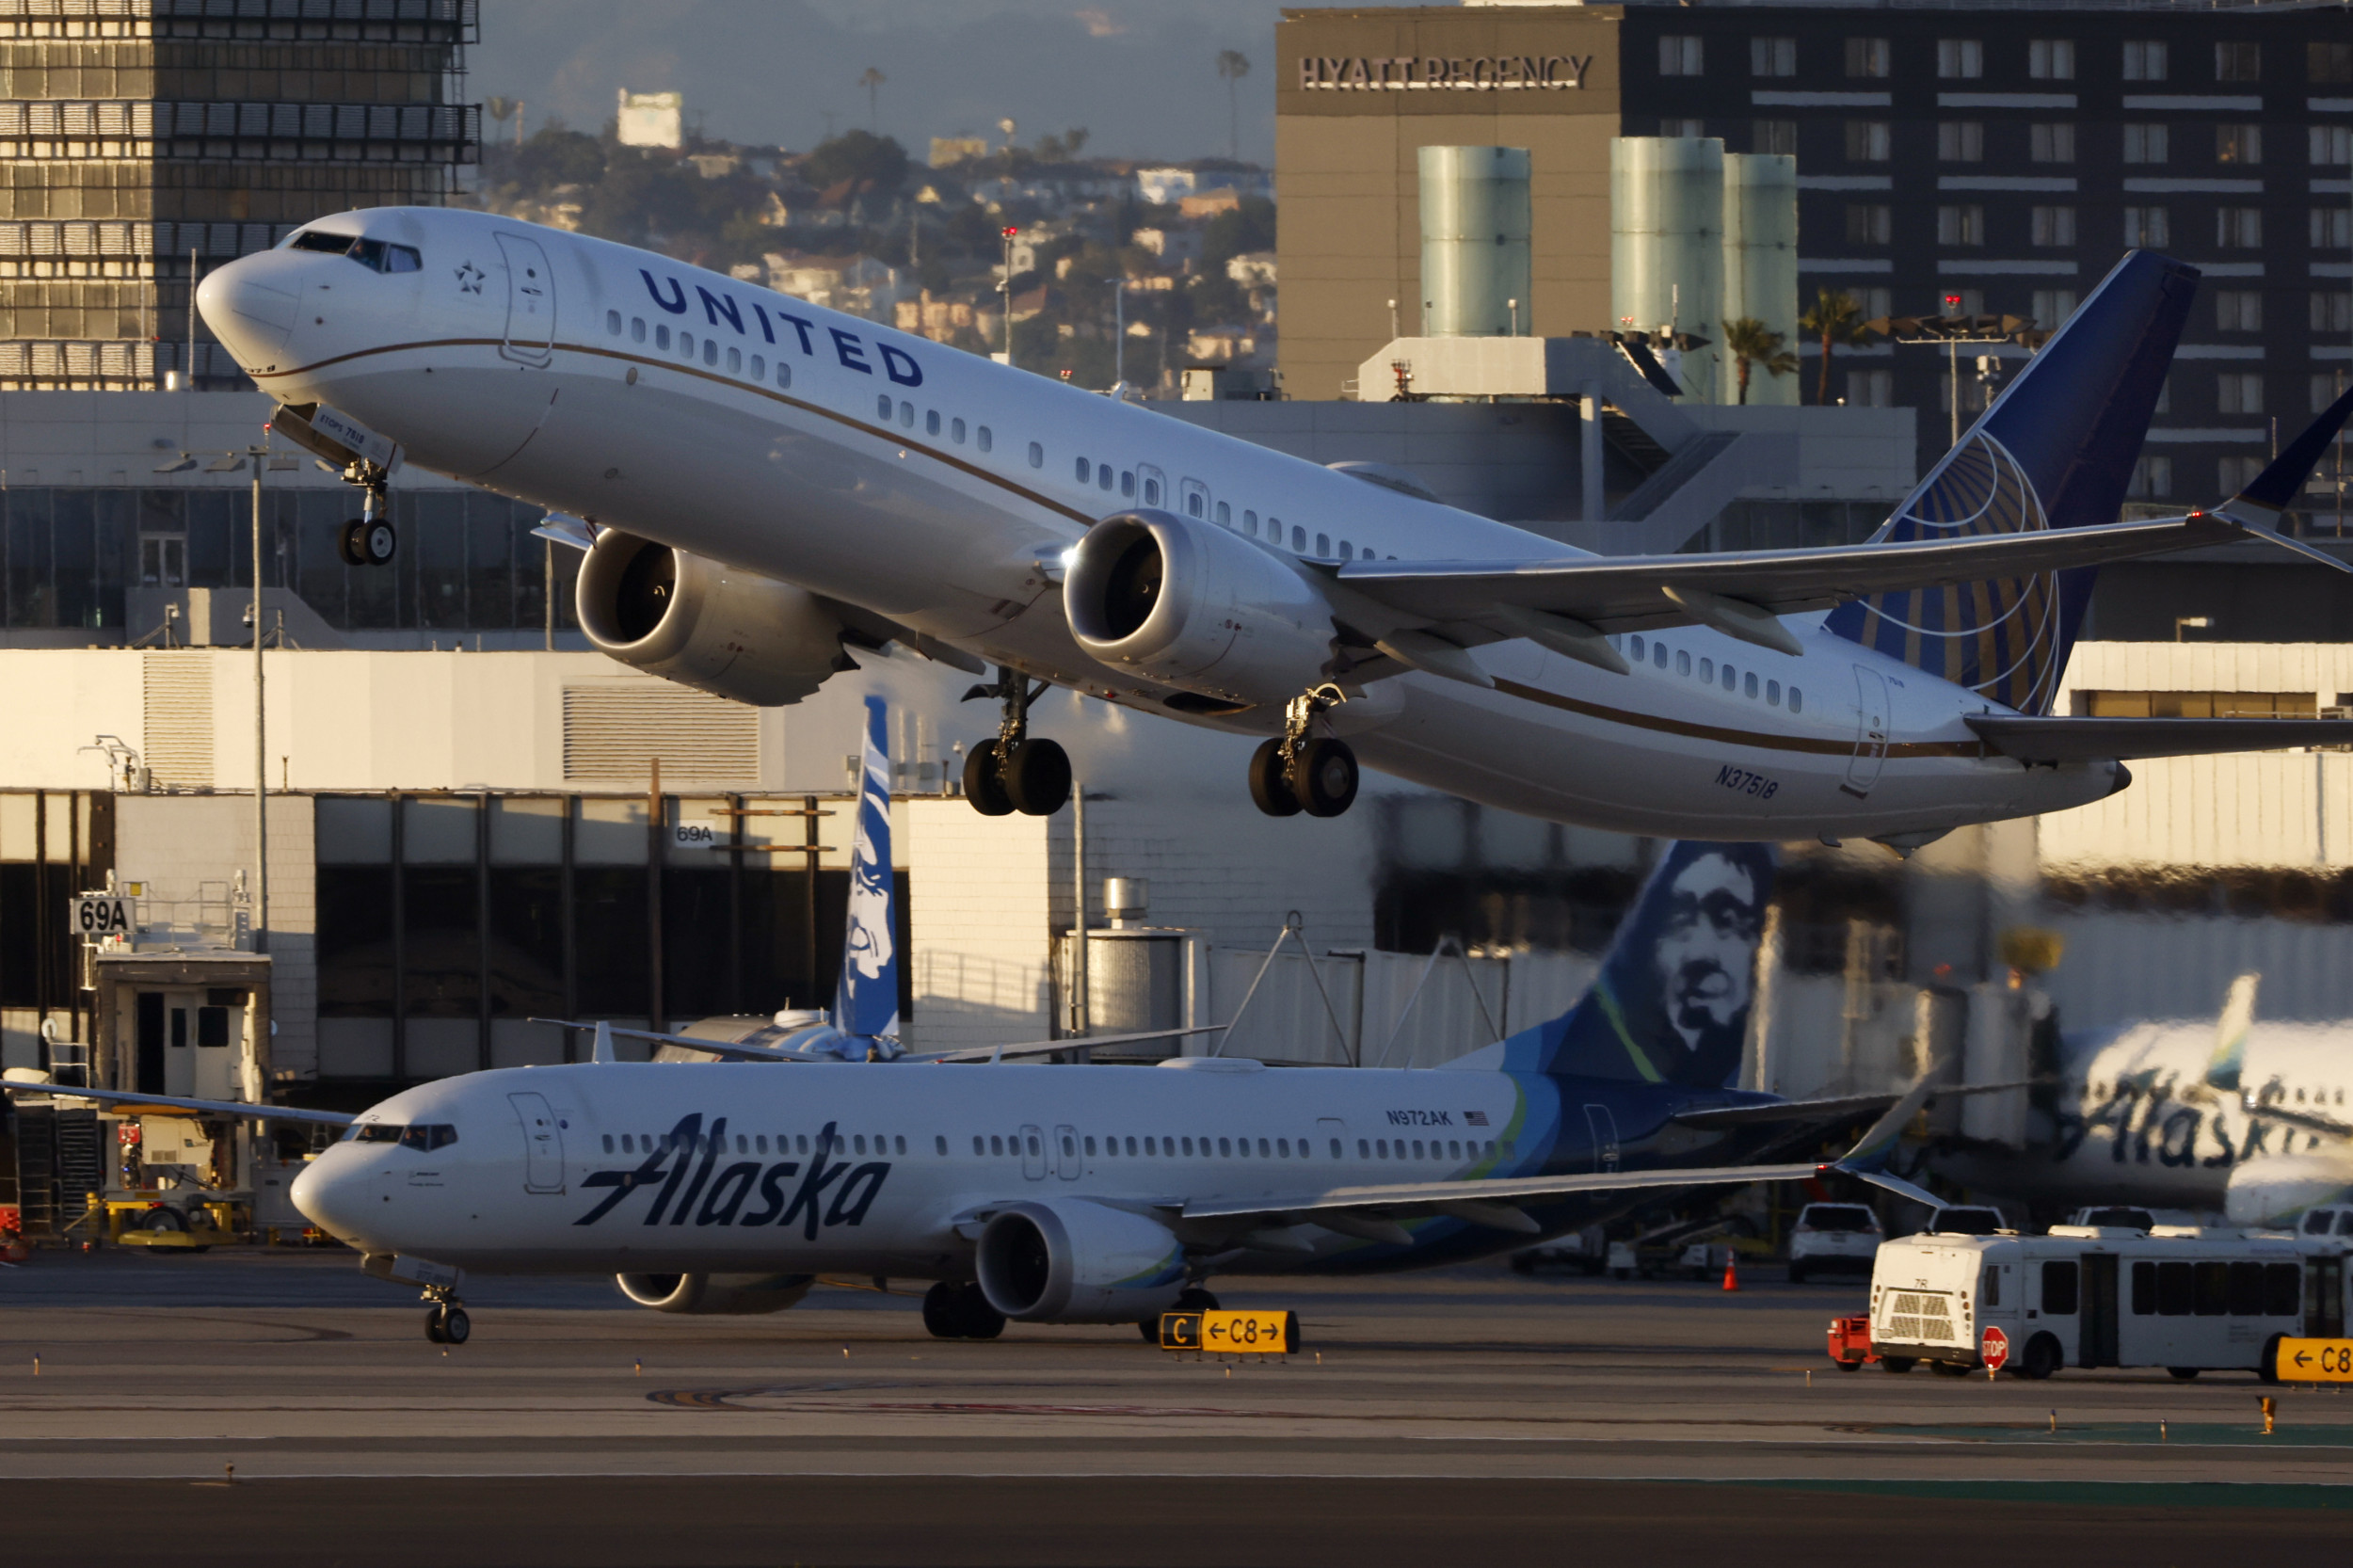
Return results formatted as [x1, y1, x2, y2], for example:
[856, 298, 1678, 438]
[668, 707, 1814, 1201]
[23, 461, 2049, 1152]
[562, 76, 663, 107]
[577, 529, 851, 707]
[975, 1199, 1187, 1323]
[614, 1272, 816, 1315]
[1064, 509, 1337, 706]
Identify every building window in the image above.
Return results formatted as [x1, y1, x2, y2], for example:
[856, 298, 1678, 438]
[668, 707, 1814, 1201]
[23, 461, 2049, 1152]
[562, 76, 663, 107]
[2317, 372, 2349, 414]
[2087, 689, 2318, 720]
[2216, 290, 2263, 332]
[2317, 209, 2353, 249]
[2216, 124, 2263, 165]
[1751, 37, 1796, 77]
[1937, 40, 1983, 79]
[1937, 204, 1985, 247]
[1659, 36, 1704, 76]
[2217, 372, 2264, 415]
[1845, 203, 1892, 246]
[2123, 40, 2168, 83]
[2217, 207, 2263, 248]
[2128, 455, 2173, 500]
[1844, 120, 1890, 162]
[1947, 289, 1985, 315]
[1845, 38, 1889, 79]
[2310, 126, 2352, 167]
[2124, 206, 2172, 248]
[2219, 456, 2267, 493]
[2313, 42, 2353, 84]
[2030, 123, 2075, 163]
[2031, 206, 2076, 247]
[2215, 42, 2262, 84]
[2032, 289, 2078, 327]
[1938, 122, 1984, 162]
[2123, 124, 2169, 165]
[2314, 292, 2353, 333]
[1753, 120, 1797, 156]
[1659, 118, 1706, 139]
[1938, 377, 1992, 415]
[2154, 376, 2172, 414]
[1855, 286, 1892, 319]
[2029, 40, 2076, 81]
[1847, 368, 1894, 408]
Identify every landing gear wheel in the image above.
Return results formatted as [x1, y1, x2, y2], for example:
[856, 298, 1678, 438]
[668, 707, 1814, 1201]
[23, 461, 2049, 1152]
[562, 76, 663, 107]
[424, 1307, 447, 1344]
[923, 1281, 967, 1339]
[1175, 1287, 1220, 1314]
[1247, 739, 1301, 817]
[339, 519, 369, 566]
[1002, 739, 1071, 816]
[955, 1282, 1006, 1340]
[1290, 737, 1358, 818]
[360, 518, 397, 567]
[962, 746, 1014, 817]
[439, 1306, 470, 1345]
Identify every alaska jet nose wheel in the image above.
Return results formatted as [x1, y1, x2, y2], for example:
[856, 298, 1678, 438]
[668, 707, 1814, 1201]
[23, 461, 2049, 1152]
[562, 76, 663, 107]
[960, 666, 1069, 817]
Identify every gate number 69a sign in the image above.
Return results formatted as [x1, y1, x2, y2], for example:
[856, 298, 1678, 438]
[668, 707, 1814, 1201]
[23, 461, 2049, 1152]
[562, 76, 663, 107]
[69, 895, 132, 937]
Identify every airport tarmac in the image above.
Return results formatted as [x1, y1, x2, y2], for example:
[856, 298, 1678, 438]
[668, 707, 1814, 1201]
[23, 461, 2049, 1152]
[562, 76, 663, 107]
[4, 1248, 2349, 1563]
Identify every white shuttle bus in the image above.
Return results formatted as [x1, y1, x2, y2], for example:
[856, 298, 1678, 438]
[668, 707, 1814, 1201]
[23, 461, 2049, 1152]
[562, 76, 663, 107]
[1867, 1225, 2349, 1381]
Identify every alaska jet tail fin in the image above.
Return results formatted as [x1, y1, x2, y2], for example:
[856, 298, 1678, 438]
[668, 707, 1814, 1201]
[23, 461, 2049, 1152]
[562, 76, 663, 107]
[1826, 250, 2200, 714]
[835, 695, 903, 1047]
[2204, 972, 2259, 1094]
[1497, 841, 1774, 1090]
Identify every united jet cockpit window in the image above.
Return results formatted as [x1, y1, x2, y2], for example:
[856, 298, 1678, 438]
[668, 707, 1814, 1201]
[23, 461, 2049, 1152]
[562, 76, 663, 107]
[286, 229, 421, 274]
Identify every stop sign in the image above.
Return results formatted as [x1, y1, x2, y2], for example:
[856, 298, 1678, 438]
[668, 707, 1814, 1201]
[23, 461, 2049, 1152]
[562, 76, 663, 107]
[1981, 1325, 2010, 1370]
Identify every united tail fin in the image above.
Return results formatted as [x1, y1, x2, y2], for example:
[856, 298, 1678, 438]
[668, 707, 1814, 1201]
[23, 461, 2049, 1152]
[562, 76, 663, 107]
[1826, 250, 2200, 713]
[834, 695, 901, 1044]
[1500, 841, 1774, 1089]
[2204, 972, 2258, 1094]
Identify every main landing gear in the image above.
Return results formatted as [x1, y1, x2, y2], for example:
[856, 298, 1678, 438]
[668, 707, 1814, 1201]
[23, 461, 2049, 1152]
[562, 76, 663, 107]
[922, 1281, 1007, 1339]
[1249, 686, 1358, 819]
[961, 665, 1070, 817]
[420, 1282, 471, 1345]
[337, 466, 397, 568]
[1135, 1285, 1220, 1341]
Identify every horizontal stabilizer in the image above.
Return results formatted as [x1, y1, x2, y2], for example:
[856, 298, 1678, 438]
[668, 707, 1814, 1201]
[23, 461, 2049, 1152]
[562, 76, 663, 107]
[1966, 714, 2353, 764]
[1672, 1079, 2040, 1130]
[1337, 511, 2240, 635]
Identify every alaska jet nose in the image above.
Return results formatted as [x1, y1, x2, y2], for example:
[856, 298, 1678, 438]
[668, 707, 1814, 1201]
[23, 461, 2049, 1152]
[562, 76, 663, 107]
[195, 249, 309, 371]
[289, 1142, 378, 1248]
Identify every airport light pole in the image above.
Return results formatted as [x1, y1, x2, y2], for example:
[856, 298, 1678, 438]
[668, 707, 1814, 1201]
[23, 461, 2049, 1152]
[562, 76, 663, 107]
[1000, 226, 1018, 367]
[249, 438, 269, 955]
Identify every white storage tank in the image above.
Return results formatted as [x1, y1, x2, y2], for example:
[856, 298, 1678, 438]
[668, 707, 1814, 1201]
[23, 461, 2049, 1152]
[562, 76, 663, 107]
[1610, 136, 1723, 403]
[1417, 145, 1531, 338]
[1721, 152, 1800, 407]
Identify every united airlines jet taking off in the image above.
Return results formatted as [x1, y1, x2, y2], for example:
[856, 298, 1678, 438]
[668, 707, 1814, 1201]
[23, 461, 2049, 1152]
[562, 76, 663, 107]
[12, 816, 1958, 1346]
[195, 212, 2353, 848]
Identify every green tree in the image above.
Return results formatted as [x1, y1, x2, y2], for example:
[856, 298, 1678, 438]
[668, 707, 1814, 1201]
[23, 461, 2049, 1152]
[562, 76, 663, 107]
[511, 125, 606, 190]
[802, 130, 908, 196]
[1797, 288, 1871, 406]
[1721, 316, 1798, 405]
[1198, 196, 1274, 274]
[1215, 50, 1251, 160]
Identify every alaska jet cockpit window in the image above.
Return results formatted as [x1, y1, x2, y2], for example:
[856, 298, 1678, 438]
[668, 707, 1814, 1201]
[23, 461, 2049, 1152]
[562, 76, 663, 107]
[286, 229, 421, 274]
[346, 1122, 457, 1149]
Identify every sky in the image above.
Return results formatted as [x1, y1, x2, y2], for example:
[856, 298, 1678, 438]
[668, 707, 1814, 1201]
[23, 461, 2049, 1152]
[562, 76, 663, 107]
[468, 0, 1312, 166]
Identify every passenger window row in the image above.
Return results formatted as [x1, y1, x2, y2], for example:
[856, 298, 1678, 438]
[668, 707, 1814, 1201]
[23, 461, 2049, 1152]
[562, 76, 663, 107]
[1358, 1136, 1507, 1161]
[1625, 633, 1802, 713]
[612, 310, 796, 392]
[600, 1130, 909, 1159]
[974, 1132, 1330, 1159]
[880, 396, 988, 452]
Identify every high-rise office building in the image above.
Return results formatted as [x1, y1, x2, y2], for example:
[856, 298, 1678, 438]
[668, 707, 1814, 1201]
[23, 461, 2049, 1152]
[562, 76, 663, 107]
[0, 0, 478, 391]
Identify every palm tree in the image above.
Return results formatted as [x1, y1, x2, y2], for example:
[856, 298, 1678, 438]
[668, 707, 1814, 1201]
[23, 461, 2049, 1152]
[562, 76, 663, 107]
[858, 67, 886, 131]
[1215, 50, 1250, 161]
[1721, 317, 1798, 405]
[1797, 288, 1870, 406]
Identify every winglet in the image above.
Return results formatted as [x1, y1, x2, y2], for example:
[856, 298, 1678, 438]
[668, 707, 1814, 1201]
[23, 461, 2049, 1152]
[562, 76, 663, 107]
[2214, 382, 2353, 573]
[592, 1019, 617, 1064]
[2204, 972, 2258, 1093]
[1837, 1059, 1946, 1173]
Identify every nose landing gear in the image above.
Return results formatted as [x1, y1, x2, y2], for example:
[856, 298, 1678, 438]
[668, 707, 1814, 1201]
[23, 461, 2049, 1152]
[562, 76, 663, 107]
[1250, 686, 1358, 819]
[420, 1282, 471, 1345]
[336, 470, 396, 568]
[960, 665, 1070, 817]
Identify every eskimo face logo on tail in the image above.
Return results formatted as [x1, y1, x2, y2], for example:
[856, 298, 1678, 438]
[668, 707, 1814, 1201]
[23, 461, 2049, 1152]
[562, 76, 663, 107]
[1653, 851, 1764, 1068]
[1827, 433, 2063, 714]
[573, 1115, 889, 1238]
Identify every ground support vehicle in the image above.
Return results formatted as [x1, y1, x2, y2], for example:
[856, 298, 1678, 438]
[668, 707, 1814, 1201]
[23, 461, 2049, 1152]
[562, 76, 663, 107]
[1865, 1225, 2349, 1380]
[1789, 1203, 1882, 1283]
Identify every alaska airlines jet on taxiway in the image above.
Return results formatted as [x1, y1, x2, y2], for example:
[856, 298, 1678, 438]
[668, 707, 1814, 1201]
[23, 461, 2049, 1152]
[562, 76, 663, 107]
[194, 212, 2353, 849]
[9, 699, 1964, 1346]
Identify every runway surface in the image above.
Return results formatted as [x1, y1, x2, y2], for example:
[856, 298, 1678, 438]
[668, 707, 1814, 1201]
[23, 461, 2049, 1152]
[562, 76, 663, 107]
[4, 1248, 2347, 1563]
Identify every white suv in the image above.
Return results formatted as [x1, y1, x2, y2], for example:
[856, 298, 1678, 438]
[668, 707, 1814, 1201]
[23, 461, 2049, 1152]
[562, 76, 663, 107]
[1787, 1203, 1881, 1283]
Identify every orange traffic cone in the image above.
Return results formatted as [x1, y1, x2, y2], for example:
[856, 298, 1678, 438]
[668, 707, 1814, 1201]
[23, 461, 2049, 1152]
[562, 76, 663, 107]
[1721, 1253, 1739, 1292]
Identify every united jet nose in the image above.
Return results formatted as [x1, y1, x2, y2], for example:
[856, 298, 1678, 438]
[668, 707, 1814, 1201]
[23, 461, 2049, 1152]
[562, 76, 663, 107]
[195, 250, 305, 369]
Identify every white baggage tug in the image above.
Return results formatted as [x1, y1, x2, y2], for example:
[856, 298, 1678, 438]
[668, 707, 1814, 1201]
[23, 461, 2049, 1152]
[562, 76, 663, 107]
[1866, 1224, 2350, 1381]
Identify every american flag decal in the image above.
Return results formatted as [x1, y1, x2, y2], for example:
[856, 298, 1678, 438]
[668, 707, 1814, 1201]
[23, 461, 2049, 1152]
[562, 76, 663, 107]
[1465, 1110, 1489, 1127]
